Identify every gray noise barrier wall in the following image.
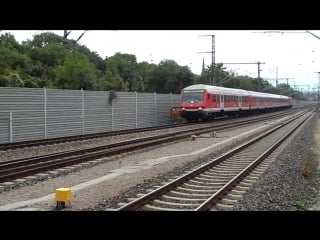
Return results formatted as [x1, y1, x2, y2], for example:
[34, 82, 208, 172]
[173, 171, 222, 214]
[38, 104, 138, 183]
[0, 87, 181, 144]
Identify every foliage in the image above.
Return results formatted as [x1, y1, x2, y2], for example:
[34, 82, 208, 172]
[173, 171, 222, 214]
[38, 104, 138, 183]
[295, 200, 309, 211]
[54, 51, 97, 89]
[300, 161, 316, 178]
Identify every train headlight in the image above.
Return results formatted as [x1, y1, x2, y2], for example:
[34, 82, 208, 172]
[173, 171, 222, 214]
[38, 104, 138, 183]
[182, 108, 185, 110]
[198, 107, 202, 110]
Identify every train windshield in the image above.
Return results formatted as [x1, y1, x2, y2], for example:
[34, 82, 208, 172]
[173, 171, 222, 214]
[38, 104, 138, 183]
[182, 90, 204, 103]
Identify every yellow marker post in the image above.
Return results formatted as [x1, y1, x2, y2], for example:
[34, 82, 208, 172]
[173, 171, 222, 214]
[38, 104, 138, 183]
[55, 188, 72, 210]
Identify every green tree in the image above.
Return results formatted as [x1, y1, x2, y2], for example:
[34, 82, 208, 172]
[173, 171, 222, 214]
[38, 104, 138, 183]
[107, 53, 140, 91]
[0, 33, 22, 51]
[147, 60, 194, 93]
[55, 51, 97, 89]
[0, 46, 32, 71]
[139, 62, 157, 92]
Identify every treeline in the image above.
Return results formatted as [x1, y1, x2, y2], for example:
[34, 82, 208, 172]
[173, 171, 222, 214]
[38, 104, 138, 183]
[0, 32, 305, 99]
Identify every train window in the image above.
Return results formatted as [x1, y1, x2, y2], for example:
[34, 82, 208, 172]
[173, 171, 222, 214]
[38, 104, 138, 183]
[182, 91, 204, 103]
[213, 95, 217, 102]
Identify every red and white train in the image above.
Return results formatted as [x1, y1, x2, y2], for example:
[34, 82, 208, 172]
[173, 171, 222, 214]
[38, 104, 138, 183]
[179, 84, 292, 121]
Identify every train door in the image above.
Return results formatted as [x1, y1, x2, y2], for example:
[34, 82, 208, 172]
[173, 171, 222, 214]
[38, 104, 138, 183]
[220, 95, 224, 109]
[239, 96, 242, 108]
[216, 94, 220, 108]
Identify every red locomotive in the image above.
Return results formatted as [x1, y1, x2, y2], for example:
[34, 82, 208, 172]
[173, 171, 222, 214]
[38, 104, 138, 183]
[179, 84, 292, 121]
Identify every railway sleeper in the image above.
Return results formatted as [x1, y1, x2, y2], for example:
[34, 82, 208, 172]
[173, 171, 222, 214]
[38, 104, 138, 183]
[239, 182, 253, 187]
[176, 186, 217, 194]
[161, 194, 207, 202]
[169, 190, 212, 198]
[183, 182, 222, 190]
[221, 198, 238, 205]
[224, 193, 243, 200]
[234, 185, 250, 191]
[215, 203, 234, 211]
[152, 199, 199, 208]
[189, 179, 225, 186]
[143, 204, 180, 211]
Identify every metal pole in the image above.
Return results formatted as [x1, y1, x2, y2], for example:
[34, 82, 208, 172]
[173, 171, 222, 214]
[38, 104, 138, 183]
[111, 103, 114, 131]
[135, 91, 138, 129]
[154, 92, 157, 126]
[198, 34, 215, 85]
[44, 87, 47, 139]
[258, 62, 261, 91]
[9, 111, 12, 143]
[317, 72, 320, 108]
[81, 88, 85, 135]
[276, 67, 278, 87]
[212, 35, 215, 85]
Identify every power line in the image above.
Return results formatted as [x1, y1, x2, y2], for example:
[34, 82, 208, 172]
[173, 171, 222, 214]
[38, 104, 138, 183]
[218, 62, 265, 91]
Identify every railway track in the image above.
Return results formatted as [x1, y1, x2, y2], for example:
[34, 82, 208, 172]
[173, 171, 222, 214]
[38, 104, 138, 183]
[114, 110, 314, 211]
[0, 110, 304, 183]
[0, 109, 296, 151]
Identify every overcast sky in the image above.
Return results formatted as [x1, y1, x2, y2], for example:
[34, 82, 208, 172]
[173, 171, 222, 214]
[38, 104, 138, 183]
[4, 30, 320, 92]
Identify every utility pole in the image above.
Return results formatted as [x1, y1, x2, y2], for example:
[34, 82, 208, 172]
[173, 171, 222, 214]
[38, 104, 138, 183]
[219, 62, 266, 91]
[265, 77, 294, 87]
[198, 35, 215, 85]
[277, 78, 293, 86]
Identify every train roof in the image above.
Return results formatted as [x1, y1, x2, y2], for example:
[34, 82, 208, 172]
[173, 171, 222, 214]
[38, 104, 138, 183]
[182, 84, 291, 99]
[247, 90, 290, 99]
[183, 84, 248, 96]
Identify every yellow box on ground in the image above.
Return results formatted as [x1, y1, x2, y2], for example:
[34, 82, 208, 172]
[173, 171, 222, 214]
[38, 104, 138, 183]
[55, 188, 72, 202]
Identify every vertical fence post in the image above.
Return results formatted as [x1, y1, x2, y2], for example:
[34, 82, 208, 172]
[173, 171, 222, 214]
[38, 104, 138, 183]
[9, 111, 13, 143]
[111, 92, 114, 131]
[81, 88, 85, 135]
[135, 91, 138, 128]
[170, 92, 173, 109]
[154, 92, 157, 126]
[43, 87, 47, 139]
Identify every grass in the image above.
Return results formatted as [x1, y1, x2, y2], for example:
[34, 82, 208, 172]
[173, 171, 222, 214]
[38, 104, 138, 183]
[295, 200, 309, 211]
[300, 161, 316, 178]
